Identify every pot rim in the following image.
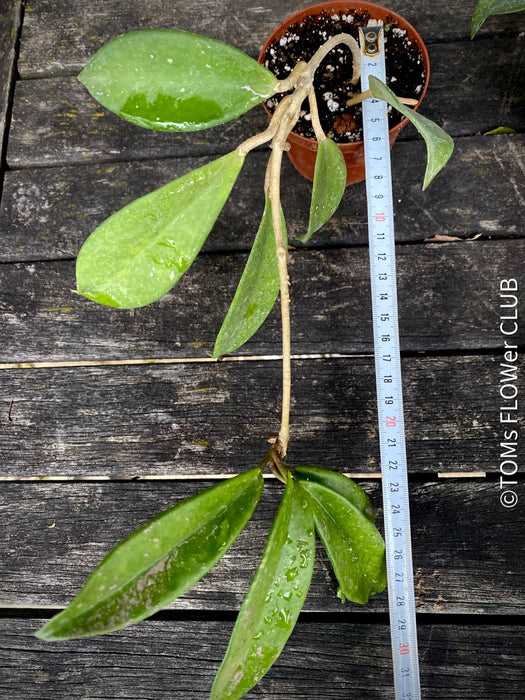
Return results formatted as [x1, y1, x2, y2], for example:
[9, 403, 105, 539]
[258, 1, 430, 149]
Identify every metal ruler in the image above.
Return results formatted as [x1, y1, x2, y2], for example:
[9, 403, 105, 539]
[359, 25, 421, 699]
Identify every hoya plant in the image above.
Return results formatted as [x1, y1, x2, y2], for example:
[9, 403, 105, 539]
[36, 26, 453, 697]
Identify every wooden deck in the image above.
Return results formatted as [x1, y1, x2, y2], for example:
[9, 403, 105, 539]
[1, 1, 523, 697]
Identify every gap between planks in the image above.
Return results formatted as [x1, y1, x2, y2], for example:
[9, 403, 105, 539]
[0, 352, 367, 371]
[0, 472, 486, 482]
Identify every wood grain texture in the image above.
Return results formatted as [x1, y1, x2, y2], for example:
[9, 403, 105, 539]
[0, 240, 523, 362]
[8, 38, 525, 169]
[1, 133, 523, 263]
[0, 355, 515, 477]
[0, 480, 522, 615]
[17, 0, 525, 78]
[2, 2, 524, 693]
[0, 618, 523, 698]
[0, 0, 22, 162]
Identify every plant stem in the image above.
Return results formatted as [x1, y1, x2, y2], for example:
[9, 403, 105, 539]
[309, 33, 361, 84]
[237, 95, 292, 157]
[308, 87, 326, 142]
[259, 33, 362, 458]
[267, 99, 307, 457]
[270, 160, 291, 457]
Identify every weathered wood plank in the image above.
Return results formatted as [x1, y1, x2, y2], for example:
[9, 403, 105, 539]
[7, 39, 525, 169]
[0, 0, 22, 163]
[0, 355, 514, 477]
[1, 134, 523, 263]
[0, 481, 522, 614]
[18, 0, 525, 78]
[1, 618, 523, 698]
[0, 240, 523, 362]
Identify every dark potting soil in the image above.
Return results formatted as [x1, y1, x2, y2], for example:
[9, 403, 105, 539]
[263, 10, 426, 142]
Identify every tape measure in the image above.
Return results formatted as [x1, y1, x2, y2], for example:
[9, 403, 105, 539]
[359, 25, 421, 699]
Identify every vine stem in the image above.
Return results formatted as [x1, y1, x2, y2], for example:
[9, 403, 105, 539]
[268, 86, 308, 457]
[269, 150, 290, 456]
[238, 33, 362, 459]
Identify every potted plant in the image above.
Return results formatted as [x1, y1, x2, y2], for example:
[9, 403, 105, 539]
[35, 3, 453, 697]
[258, 1, 431, 185]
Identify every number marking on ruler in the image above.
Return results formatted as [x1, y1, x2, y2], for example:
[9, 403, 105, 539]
[359, 25, 421, 700]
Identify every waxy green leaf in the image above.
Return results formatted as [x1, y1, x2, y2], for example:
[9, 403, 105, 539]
[301, 480, 386, 604]
[36, 469, 263, 641]
[213, 194, 286, 357]
[79, 29, 277, 131]
[471, 0, 525, 38]
[368, 76, 454, 190]
[211, 477, 315, 699]
[76, 150, 244, 308]
[302, 137, 347, 242]
[293, 465, 376, 522]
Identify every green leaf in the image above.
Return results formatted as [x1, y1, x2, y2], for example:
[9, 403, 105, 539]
[211, 477, 315, 699]
[300, 480, 386, 604]
[484, 126, 517, 135]
[302, 137, 347, 242]
[368, 76, 454, 190]
[79, 29, 277, 131]
[471, 1, 525, 38]
[35, 469, 264, 641]
[76, 150, 244, 308]
[293, 465, 376, 522]
[213, 194, 286, 357]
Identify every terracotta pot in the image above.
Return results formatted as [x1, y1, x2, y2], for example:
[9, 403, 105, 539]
[258, 2, 430, 185]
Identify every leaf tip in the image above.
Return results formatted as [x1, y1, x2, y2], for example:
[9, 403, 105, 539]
[34, 620, 59, 642]
[298, 226, 314, 244]
[211, 340, 226, 360]
[77, 66, 88, 86]
[336, 588, 347, 604]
